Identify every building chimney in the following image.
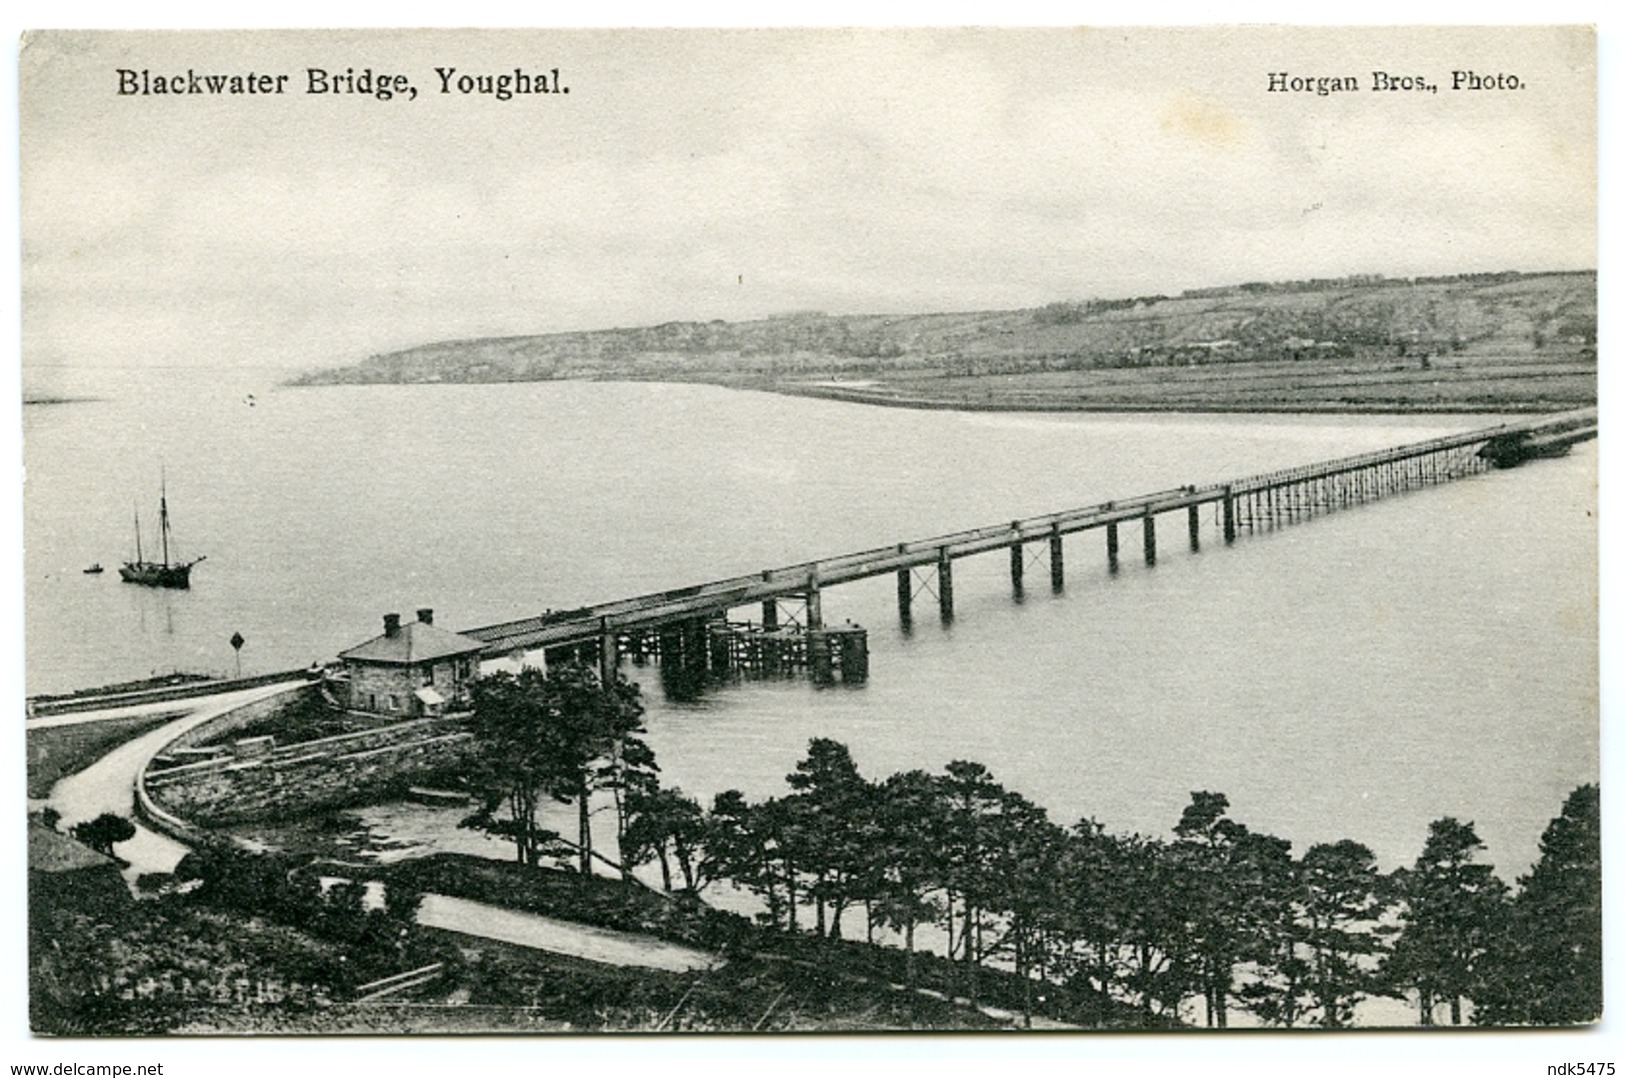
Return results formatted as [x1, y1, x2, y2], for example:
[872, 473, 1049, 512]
[417, 608, 434, 626]
[384, 613, 402, 637]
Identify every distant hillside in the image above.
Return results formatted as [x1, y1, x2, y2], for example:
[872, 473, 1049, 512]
[293, 271, 1596, 413]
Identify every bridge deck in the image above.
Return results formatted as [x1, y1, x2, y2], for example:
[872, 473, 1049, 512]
[461, 408, 1595, 655]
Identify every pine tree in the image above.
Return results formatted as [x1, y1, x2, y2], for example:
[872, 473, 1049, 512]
[936, 760, 1008, 1002]
[783, 738, 873, 938]
[461, 663, 650, 873]
[869, 769, 948, 987]
[621, 784, 709, 892]
[1474, 785, 1601, 1025]
[1384, 817, 1508, 1024]
[1294, 840, 1394, 1027]
[69, 813, 136, 858]
[1169, 791, 1294, 1028]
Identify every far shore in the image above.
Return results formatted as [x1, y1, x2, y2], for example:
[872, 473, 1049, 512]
[286, 346, 1596, 418]
[283, 369, 1595, 417]
[759, 381, 1586, 416]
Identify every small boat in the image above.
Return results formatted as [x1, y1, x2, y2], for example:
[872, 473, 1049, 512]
[121, 477, 204, 589]
[83, 563, 104, 574]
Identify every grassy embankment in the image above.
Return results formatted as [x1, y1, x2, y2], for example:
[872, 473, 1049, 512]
[346, 853, 1149, 1031]
[26, 712, 183, 798]
[32, 842, 1133, 1032]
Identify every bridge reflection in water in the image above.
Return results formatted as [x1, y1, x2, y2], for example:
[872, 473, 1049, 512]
[460, 408, 1596, 691]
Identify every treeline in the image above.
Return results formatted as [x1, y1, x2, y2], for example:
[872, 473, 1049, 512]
[1033, 297, 1158, 323]
[618, 738, 1600, 1028]
[451, 668, 1599, 1029]
[1185, 271, 1542, 299]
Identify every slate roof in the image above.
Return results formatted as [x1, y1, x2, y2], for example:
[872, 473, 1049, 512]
[338, 618, 486, 666]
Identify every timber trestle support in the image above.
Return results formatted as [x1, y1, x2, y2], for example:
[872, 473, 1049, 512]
[467, 409, 1594, 693]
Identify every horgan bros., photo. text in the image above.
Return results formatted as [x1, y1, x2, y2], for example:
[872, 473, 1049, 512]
[1267, 70, 1525, 95]
[115, 66, 568, 101]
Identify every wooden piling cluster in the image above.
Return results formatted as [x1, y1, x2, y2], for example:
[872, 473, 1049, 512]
[541, 608, 870, 688]
[707, 622, 807, 675]
[700, 616, 868, 685]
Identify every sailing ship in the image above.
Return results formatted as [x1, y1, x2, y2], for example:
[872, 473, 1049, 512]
[121, 480, 204, 589]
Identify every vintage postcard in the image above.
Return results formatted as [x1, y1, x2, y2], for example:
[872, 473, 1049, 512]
[16, 24, 1600, 1057]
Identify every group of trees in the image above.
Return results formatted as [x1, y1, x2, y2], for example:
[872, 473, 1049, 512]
[613, 738, 1600, 1028]
[173, 845, 427, 964]
[618, 746, 1386, 1026]
[453, 666, 1600, 1029]
[459, 663, 655, 878]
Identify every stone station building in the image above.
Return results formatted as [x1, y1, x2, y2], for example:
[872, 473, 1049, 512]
[335, 609, 484, 719]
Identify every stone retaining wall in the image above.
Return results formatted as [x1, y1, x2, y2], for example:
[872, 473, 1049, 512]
[164, 684, 321, 751]
[141, 688, 474, 827]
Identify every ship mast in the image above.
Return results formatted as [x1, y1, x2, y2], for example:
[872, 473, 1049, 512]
[134, 506, 143, 565]
[159, 476, 171, 568]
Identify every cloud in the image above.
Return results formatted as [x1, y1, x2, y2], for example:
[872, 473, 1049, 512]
[19, 27, 1596, 372]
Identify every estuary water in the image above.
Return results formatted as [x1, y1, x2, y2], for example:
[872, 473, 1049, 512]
[22, 368, 1597, 880]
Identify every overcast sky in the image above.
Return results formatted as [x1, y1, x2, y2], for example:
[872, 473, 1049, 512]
[19, 26, 1596, 375]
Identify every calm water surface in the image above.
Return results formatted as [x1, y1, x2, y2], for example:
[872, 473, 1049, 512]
[23, 370, 1597, 880]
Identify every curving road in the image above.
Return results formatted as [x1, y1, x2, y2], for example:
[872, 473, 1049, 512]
[39, 680, 305, 877]
[35, 683, 723, 976]
[416, 894, 716, 973]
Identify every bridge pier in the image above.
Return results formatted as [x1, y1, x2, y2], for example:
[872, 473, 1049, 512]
[808, 625, 869, 686]
[1009, 533, 1025, 599]
[1143, 512, 1157, 566]
[806, 572, 823, 631]
[762, 600, 779, 631]
[837, 629, 869, 682]
[1049, 526, 1064, 592]
[1106, 522, 1119, 573]
[599, 619, 617, 684]
[896, 567, 913, 629]
[652, 618, 714, 702]
[808, 631, 833, 685]
[1222, 487, 1236, 543]
[708, 623, 734, 671]
[1188, 504, 1201, 551]
[938, 548, 954, 623]
[658, 624, 686, 668]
